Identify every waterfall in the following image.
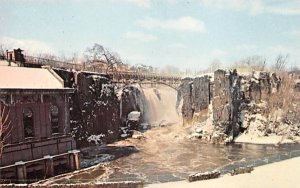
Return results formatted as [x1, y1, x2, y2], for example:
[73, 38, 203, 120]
[141, 84, 180, 127]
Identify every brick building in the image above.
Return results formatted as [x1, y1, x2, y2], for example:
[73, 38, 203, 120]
[0, 66, 79, 182]
[6, 48, 25, 63]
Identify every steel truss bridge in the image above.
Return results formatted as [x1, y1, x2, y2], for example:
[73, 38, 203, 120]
[22, 56, 182, 89]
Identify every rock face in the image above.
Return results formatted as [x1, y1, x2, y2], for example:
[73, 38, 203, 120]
[177, 76, 211, 124]
[120, 85, 145, 127]
[188, 170, 221, 182]
[55, 70, 120, 147]
[178, 69, 288, 143]
[213, 69, 243, 138]
[53, 68, 75, 88]
[71, 72, 120, 147]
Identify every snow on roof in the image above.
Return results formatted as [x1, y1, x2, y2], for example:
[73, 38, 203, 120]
[0, 60, 18, 67]
[0, 66, 64, 89]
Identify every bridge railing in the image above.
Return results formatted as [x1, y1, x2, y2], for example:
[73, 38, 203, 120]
[24, 56, 182, 81]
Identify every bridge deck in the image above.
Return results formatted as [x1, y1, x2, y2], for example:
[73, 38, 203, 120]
[23, 56, 182, 83]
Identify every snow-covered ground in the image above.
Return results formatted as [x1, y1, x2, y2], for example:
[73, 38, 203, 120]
[147, 156, 300, 188]
[234, 133, 300, 145]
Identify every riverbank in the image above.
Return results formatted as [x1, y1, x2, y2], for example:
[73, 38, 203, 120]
[147, 156, 300, 188]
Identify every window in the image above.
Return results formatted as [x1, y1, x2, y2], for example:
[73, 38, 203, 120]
[50, 105, 59, 134]
[23, 108, 34, 138]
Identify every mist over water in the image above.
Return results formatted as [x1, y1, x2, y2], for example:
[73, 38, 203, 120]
[141, 84, 180, 127]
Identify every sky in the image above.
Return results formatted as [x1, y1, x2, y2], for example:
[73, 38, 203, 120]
[1, 0, 300, 71]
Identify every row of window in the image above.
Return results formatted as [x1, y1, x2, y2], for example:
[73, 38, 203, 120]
[23, 105, 60, 138]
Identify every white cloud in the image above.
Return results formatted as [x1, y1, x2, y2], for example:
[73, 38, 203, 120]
[0, 36, 55, 55]
[124, 0, 152, 8]
[210, 49, 227, 58]
[197, 0, 300, 16]
[290, 30, 300, 37]
[104, 0, 152, 8]
[236, 44, 257, 51]
[124, 31, 157, 42]
[167, 43, 187, 49]
[136, 16, 206, 32]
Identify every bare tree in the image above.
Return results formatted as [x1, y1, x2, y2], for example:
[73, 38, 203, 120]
[0, 103, 11, 158]
[84, 43, 123, 74]
[0, 44, 8, 59]
[238, 55, 267, 71]
[274, 54, 289, 72]
[160, 65, 180, 75]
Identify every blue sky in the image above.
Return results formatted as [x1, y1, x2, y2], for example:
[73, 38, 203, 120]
[1, 0, 300, 70]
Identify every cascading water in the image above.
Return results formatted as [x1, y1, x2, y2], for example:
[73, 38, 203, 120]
[141, 84, 180, 127]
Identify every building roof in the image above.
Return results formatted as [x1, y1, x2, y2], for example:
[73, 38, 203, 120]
[0, 66, 65, 89]
[0, 60, 18, 67]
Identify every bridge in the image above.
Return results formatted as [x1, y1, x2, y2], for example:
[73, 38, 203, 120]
[22, 56, 182, 89]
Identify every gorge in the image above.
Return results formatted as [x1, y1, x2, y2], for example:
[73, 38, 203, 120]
[38, 68, 300, 185]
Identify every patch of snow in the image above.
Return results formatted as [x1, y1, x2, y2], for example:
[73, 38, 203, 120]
[87, 134, 105, 145]
[120, 134, 128, 138]
[127, 111, 141, 121]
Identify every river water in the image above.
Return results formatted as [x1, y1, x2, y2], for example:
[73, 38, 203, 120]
[43, 85, 300, 184]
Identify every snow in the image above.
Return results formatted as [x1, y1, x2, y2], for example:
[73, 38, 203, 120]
[120, 133, 129, 138]
[235, 134, 294, 145]
[0, 66, 64, 89]
[127, 111, 141, 121]
[0, 60, 18, 67]
[87, 134, 105, 145]
[148, 156, 300, 188]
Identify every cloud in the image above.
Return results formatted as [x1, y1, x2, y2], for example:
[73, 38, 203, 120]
[290, 30, 300, 37]
[167, 43, 187, 49]
[136, 16, 206, 32]
[124, 31, 157, 42]
[236, 44, 257, 51]
[210, 49, 227, 58]
[197, 0, 300, 16]
[102, 0, 152, 8]
[123, 0, 152, 8]
[0, 36, 55, 55]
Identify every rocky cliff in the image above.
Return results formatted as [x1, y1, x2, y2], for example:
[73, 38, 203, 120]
[178, 69, 300, 144]
[54, 69, 120, 147]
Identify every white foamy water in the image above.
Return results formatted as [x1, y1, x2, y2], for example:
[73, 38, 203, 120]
[141, 84, 180, 127]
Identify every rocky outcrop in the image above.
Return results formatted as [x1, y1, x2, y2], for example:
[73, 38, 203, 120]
[188, 170, 221, 182]
[71, 72, 120, 147]
[53, 68, 75, 88]
[230, 166, 254, 176]
[179, 69, 290, 144]
[177, 78, 193, 123]
[213, 69, 243, 139]
[120, 85, 145, 127]
[55, 70, 120, 147]
[177, 76, 211, 124]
